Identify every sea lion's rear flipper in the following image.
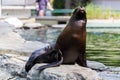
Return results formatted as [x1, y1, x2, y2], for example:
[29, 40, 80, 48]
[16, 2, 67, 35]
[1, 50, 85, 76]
[37, 49, 63, 71]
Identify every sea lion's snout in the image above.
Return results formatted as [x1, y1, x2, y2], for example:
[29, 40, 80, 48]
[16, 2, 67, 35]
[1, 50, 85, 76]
[79, 7, 85, 14]
[73, 7, 85, 14]
[73, 7, 86, 20]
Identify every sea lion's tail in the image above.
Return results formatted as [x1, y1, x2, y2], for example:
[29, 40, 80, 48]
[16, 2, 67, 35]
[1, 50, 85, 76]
[37, 49, 63, 71]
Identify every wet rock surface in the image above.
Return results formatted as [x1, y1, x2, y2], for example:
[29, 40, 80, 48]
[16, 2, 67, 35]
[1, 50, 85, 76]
[0, 21, 14, 35]
[0, 53, 120, 80]
[4, 17, 23, 28]
[23, 22, 42, 29]
[27, 64, 102, 80]
[0, 54, 26, 80]
[0, 31, 48, 55]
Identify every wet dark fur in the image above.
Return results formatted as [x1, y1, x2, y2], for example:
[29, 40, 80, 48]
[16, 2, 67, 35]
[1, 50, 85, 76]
[25, 44, 63, 72]
[55, 7, 87, 66]
[25, 7, 87, 72]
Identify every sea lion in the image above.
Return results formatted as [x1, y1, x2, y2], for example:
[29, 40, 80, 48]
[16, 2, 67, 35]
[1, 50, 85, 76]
[25, 6, 87, 72]
[55, 6, 87, 67]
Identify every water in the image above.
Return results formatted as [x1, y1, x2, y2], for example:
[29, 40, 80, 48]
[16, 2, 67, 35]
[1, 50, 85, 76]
[17, 27, 120, 67]
[87, 32, 120, 66]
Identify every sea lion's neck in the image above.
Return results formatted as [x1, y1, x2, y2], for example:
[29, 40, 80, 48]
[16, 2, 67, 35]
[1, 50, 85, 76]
[69, 15, 87, 24]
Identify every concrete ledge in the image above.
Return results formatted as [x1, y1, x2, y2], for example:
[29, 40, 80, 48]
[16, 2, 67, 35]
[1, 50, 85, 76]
[51, 19, 120, 33]
[36, 16, 70, 21]
[35, 16, 70, 25]
[2, 6, 35, 9]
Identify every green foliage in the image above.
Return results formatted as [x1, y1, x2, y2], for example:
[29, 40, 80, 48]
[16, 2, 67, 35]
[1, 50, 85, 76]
[71, 0, 81, 9]
[86, 4, 120, 19]
[53, 0, 65, 9]
[53, 0, 82, 9]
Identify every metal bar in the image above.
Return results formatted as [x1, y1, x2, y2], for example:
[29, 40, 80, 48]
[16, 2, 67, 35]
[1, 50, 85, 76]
[0, 0, 2, 17]
[24, 0, 26, 6]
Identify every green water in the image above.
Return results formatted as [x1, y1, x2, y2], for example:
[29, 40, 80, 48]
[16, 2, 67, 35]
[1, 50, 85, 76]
[19, 28, 120, 67]
[87, 32, 120, 66]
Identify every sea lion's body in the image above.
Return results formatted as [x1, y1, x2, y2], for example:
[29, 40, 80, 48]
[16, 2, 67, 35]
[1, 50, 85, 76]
[25, 7, 87, 72]
[55, 7, 87, 66]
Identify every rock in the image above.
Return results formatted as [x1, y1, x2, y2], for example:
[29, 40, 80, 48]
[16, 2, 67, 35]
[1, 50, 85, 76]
[99, 71, 120, 80]
[87, 60, 108, 71]
[4, 17, 23, 28]
[0, 53, 120, 80]
[0, 54, 26, 80]
[27, 64, 102, 80]
[52, 24, 66, 29]
[0, 69, 12, 80]
[23, 22, 42, 29]
[0, 21, 14, 35]
[0, 55, 25, 71]
[98, 66, 120, 80]
[107, 67, 120, 72]
[0, 32, 49, 56]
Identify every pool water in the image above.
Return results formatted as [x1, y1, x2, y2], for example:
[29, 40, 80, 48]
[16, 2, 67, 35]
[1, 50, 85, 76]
[18, 28, 120, 67]
[87, 32, 120, 66]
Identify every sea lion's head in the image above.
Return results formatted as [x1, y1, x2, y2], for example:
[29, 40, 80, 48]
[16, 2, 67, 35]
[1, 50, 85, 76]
[73, 7, 86, 20]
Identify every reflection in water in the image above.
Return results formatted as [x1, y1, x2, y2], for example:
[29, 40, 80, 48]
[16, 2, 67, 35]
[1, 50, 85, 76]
[87, 32, 120, 66]
[18, 28, 120, 67]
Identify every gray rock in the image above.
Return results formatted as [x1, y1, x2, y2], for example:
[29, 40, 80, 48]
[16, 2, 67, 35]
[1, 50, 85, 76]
[28, 64, 102, 80]
[0, 32, 49, 56]
[0, 21, 14, 35]
[0, 54, 27, 80]
[87, 60, 108, 71]
[0, 69, 12, 80]
[0, 54, 25, 71]
[98, 66, 120, 80]
[23, 22, 42, 29]
[0, 53, 119, 80]
[4, 17, 23, 28]
[107, 67, 120, 72]
[99, 71, 120, 80]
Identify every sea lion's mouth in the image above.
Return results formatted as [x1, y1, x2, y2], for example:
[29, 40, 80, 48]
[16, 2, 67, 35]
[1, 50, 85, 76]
[80, 8, 85, 14]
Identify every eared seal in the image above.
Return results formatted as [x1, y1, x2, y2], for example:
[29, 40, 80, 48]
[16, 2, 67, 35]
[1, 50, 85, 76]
[25, 6, 87, 72]
[55, 7, 87, 67]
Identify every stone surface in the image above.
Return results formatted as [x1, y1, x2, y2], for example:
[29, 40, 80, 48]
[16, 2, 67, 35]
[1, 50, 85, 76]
[4, 17, 23, 28]
[0, 21, 14, 35]
[0, 32, 48, 56]
[0, 54, 26, 80]
[99, 70, 120, 80]
[23, 22, 42, 28]
[0, 69, 12, 80]
[87, 60, 108, 71]
[28, 64, 102, 80]
[0, 53, 120, 80]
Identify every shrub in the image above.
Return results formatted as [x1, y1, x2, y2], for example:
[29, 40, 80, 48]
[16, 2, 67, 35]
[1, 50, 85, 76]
[86, 4, 120, 19]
